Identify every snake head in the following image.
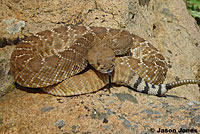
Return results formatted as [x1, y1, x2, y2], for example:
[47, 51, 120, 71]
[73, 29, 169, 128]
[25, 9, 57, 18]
[87, 46, 115, 74]
[96, 57, 115, 74]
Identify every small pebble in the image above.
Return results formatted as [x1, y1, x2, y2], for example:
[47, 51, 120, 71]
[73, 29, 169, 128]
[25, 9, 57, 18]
[41, 106, 54, 112]
[153, 111, 161, 115]
[161, 102, 169, 108]
[146, 102, 154, 106]
[122, 119, 131, 129]
[103, 118, 108, 123]
[167, 122, 173, 126]
[188, 101, 195, 106]
[72, 125, 78, 133]
[192, 115, 200, 124]
[104, 125, 110, 130]
[141, 109, 153, 115]
[132, 124, 138, 129]
[54, 119, 65, 129]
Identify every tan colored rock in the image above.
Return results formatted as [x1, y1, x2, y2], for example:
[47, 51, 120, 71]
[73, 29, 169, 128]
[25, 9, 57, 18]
[0, 87, 200, 133]
[0, 0, 200, 133]
[126, 0, 200, 100]
[0, 46, 15, 97]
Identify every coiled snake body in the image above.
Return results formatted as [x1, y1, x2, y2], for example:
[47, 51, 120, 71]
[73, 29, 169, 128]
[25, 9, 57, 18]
[10, 26, 198, 96]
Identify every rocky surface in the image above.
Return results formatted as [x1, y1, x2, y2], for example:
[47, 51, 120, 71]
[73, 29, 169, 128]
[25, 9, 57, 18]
[0, 45, 15, 97]
[0, 86, 200, 133]
[0, 0, 200, 133]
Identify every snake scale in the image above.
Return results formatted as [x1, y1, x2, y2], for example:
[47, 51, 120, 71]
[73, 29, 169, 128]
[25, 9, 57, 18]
[10, 26, 199, 96]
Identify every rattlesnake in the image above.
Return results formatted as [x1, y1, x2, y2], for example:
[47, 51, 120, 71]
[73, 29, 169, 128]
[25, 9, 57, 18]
[10, 26, 199, 96]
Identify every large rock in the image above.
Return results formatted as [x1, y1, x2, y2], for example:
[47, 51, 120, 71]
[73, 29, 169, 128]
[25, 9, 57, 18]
[0, 86, 200, 133]
[0, 0, 200, 133]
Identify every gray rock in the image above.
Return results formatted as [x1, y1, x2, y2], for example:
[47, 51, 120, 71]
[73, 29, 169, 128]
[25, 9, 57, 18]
[40, 106, 54, 112]
[114, 93, 138, 104]
[54, 119, 65, 129]
[4, 19, 25, 34]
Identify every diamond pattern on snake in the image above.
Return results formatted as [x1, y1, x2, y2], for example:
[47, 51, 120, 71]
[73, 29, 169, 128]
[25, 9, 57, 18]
[10, 26, 199, 96]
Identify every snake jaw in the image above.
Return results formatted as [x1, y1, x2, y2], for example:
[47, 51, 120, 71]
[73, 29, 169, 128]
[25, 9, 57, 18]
[97, 62, 115, 74]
